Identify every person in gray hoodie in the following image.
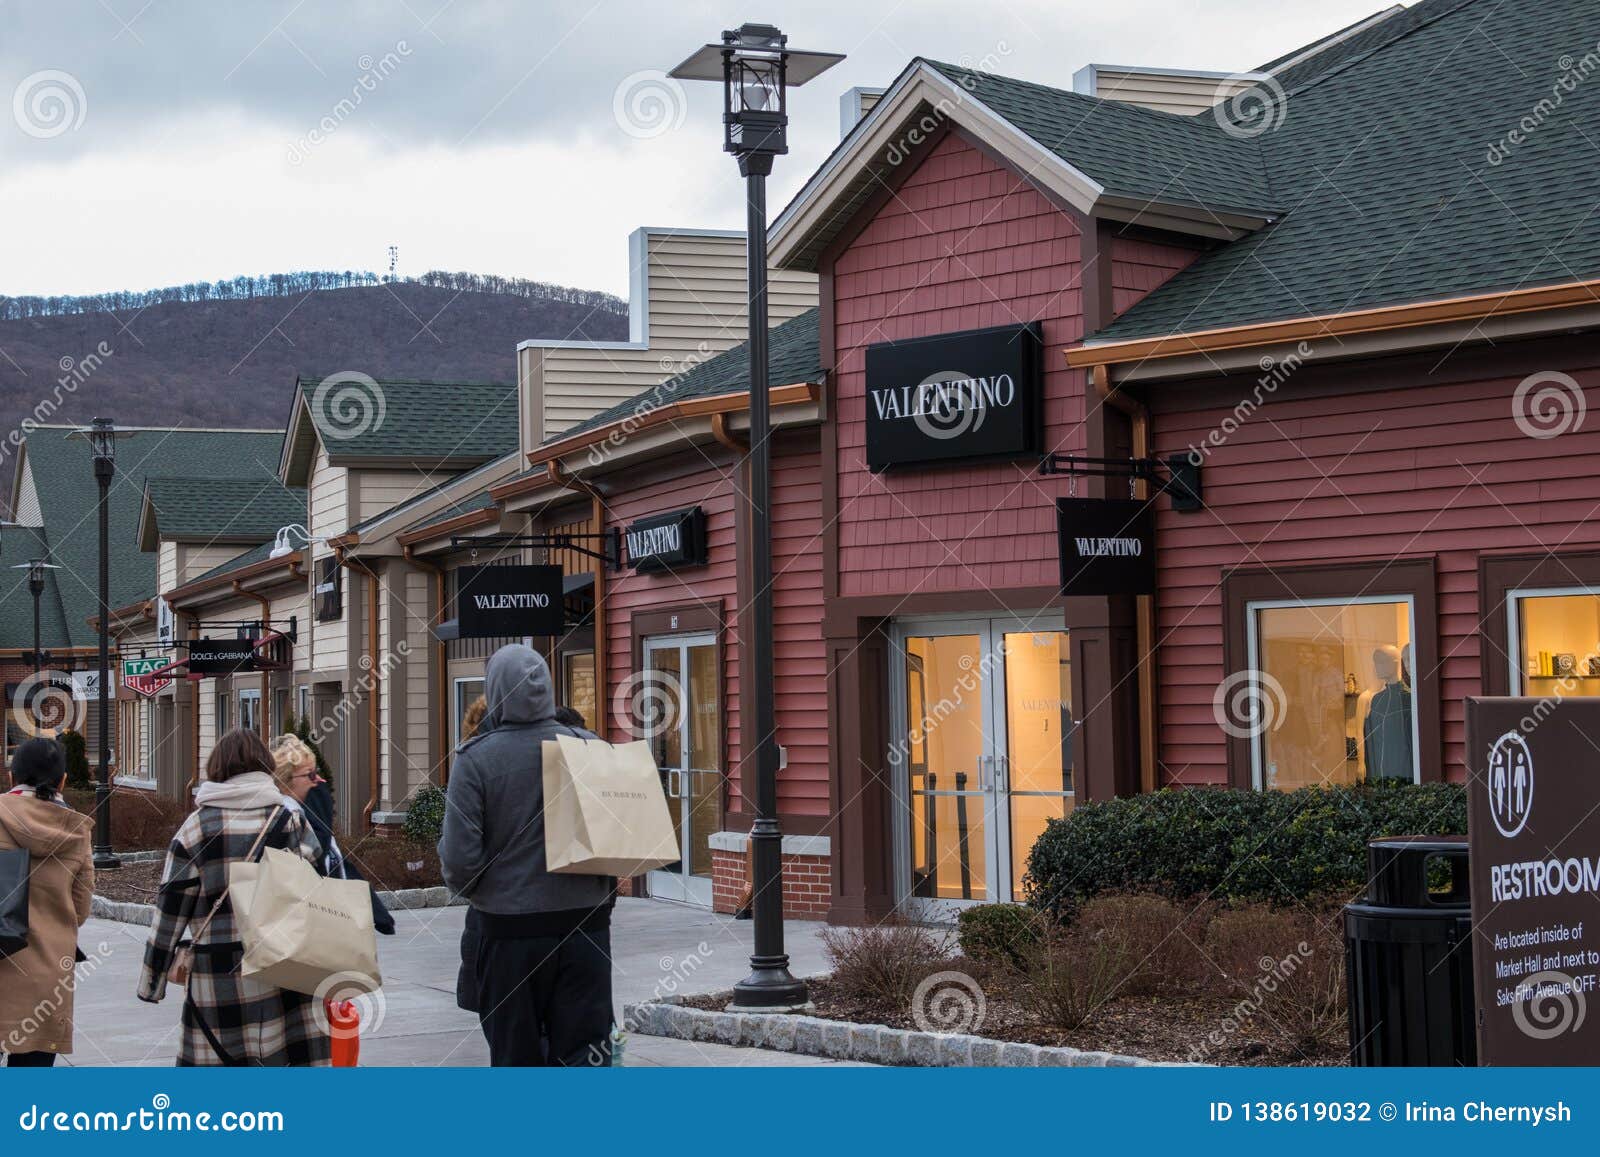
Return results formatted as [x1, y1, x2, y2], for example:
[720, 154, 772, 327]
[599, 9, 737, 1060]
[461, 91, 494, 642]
[438, 643, 616, 1066]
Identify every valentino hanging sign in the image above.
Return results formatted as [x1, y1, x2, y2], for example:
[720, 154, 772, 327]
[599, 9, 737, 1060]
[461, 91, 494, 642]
[863, 322, 1042, 470]
[1056, 498, 1156, 597]
[456, 564, 565, 638]
[626, 507, 707, 574]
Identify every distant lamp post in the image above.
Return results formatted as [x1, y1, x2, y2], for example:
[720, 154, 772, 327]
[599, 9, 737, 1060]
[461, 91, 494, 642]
[69, 417, 135, 871]
[671, 24, 842, 1011]
[10, 558, 61, 678]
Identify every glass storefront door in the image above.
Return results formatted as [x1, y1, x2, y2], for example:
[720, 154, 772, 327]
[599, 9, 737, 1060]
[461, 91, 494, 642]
[643, 633, 720, 906]
[892, 616, 1073, 917]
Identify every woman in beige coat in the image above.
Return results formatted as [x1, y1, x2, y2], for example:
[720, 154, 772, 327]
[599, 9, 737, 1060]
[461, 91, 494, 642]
[0, 738, 94, 1066]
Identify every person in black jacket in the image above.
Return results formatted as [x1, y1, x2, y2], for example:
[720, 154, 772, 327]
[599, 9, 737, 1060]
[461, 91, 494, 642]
[269, 734, 394, 935]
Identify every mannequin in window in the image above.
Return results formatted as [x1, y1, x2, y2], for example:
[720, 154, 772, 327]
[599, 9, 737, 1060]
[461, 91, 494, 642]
[1362, 644, 1413, 781]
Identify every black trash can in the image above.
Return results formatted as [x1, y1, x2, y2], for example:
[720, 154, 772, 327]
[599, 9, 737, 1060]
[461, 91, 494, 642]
[1344, 835, 1476, 1066]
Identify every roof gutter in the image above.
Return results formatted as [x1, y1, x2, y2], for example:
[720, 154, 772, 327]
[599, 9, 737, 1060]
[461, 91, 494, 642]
[1068, 277, 1600, 371]
[165, 549, 305, 608]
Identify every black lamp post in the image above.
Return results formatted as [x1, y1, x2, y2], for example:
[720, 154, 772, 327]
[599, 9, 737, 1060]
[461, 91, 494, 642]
[72, 417, 133, 872]
[11, 558, 61, 678]
[671, 24, 842, 1010]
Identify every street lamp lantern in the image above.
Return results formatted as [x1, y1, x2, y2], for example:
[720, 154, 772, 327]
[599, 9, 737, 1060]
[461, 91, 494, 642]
[11, 558, 61, 679]
[68, 417, 136, 871]
[671, 25, 842, 1012]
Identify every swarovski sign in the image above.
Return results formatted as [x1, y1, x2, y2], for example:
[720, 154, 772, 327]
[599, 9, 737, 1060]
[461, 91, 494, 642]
[456, 564, 565, 638]
[864, 322, 1042, 470]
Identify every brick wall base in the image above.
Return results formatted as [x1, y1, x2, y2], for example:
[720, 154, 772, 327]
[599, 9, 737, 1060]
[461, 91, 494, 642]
[710, 845, 830, 921]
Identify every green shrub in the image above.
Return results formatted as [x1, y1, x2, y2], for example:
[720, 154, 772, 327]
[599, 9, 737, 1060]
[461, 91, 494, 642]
[60, 729, 91, 791]
[957, 903, 1045, 968]
[402, 782, 448, 844]
[1024, 781, 1468, 918]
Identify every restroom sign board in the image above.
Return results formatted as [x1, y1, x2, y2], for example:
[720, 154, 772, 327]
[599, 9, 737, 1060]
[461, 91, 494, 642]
[1465, 697, 1600, 1066]
[456, 564, 565, 638]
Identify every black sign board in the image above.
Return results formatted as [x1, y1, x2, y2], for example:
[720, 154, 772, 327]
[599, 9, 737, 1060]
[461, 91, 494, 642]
[456, 564, 565, 638]
[863, 322, 1042, 470]
[626, 507, 707, 573]
[315, 556, 342, 622]
[1056, 498, 1155, 596]
[1466, 697, 1600, 1065]
[187, 638, 257, 675]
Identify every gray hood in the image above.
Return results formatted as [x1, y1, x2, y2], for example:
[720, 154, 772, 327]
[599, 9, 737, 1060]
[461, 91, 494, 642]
[481, 643, 555, 730]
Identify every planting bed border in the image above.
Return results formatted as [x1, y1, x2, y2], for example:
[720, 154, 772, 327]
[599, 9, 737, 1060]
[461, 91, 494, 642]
[623, 993, 1180, 1068]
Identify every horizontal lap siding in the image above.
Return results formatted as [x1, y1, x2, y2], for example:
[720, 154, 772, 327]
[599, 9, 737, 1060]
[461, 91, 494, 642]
[770, 434, 827, 816]
[1149, 363, 1600, 788]
[834, 133, 1087, 597]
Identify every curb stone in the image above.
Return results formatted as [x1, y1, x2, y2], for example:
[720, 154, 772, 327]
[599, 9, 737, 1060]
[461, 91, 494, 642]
[91, 885, 463, 926]
[620, 999, 1165, 1067]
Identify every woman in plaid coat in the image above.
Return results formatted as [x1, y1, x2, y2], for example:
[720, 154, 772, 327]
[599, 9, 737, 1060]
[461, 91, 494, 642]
[136, 728, 330, 1066]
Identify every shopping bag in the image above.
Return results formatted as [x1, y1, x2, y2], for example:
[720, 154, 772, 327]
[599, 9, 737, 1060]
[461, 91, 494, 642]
[229, 847, 381, 997]
[0, 847, 29, 957]
[542, 733, 679, 876]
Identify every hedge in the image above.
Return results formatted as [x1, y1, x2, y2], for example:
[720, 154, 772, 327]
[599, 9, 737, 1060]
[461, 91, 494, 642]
[1023, 781, 1468, 918]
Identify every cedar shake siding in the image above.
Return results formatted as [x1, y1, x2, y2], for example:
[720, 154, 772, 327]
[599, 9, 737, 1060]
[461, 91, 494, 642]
[1147, 341, 1600, 789]
[833, 133, 1086, 597]
[600, 430, 826, 820]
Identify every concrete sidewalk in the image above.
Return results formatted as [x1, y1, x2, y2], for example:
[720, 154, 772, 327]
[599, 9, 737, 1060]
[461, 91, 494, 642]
[59, 898, 862, 1067]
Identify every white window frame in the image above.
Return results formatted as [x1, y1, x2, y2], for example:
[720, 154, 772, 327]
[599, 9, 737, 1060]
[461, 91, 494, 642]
[238, 687, 262, 735]
[453, 676, 485, 750]
[1245, 593, 1422, 790]
[1506, 584, 1600, 694]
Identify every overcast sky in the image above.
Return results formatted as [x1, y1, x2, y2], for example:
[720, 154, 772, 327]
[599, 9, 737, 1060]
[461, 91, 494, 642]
[0, 0, 1394, 299]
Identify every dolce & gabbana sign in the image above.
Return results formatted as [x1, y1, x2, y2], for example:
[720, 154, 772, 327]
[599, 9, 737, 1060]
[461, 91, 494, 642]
[456, 564, 565, 638]
[187, 638, 258, 675]
[626, 507, 707, 574]
[863, 322, 1042, 470]
[1056, 498, 1156, 596]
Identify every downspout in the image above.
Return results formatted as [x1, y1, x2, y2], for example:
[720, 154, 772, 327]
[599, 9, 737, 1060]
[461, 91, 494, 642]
[337, 548, 383, 830]
[549, 459, 608, 739]
[187, 614, 201, 797]
[403, 545, 450, 785]
[710, 411, 750, 453]
[233, 580, 272, 741]
[1093, 364, 1158, 796]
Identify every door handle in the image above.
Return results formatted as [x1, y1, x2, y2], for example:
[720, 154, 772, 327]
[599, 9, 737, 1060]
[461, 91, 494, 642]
[995, 756, 1009, 793]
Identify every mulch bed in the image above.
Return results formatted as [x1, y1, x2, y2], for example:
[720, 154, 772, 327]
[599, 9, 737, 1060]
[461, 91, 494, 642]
[91, 859, 165, 905]
[682, 976, 1343, 1067]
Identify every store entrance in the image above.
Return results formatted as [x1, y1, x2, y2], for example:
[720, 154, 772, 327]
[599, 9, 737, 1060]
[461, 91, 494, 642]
[892, 616, 1075, 919]
[642, 633, 720, 907]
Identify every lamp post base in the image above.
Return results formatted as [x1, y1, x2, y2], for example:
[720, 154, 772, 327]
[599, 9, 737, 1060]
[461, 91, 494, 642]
[92, 852, 121, 871]
[729, 956, 810, 1010]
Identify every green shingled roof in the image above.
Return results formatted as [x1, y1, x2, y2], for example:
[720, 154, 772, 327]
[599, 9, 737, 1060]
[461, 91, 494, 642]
[926, 60, 1277, 216]
[1093, 0, 1597, 342]
[8, 426, 286, 648]
[141, 476, 306, 547]
[295, 375, 517, 461]
[556, 308, 822, 442]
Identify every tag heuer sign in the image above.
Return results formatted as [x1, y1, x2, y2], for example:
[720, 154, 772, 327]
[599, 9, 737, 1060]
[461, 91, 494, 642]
[626, 507, 707, 573]
[122, 657, 172, 698]
[456, 564, 565, 638]
[863, 322, 1042, 470]
[1056, 498, 1156, 596]
[1466, 697, 1600, 1065]
[187, 638, 257, 675]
